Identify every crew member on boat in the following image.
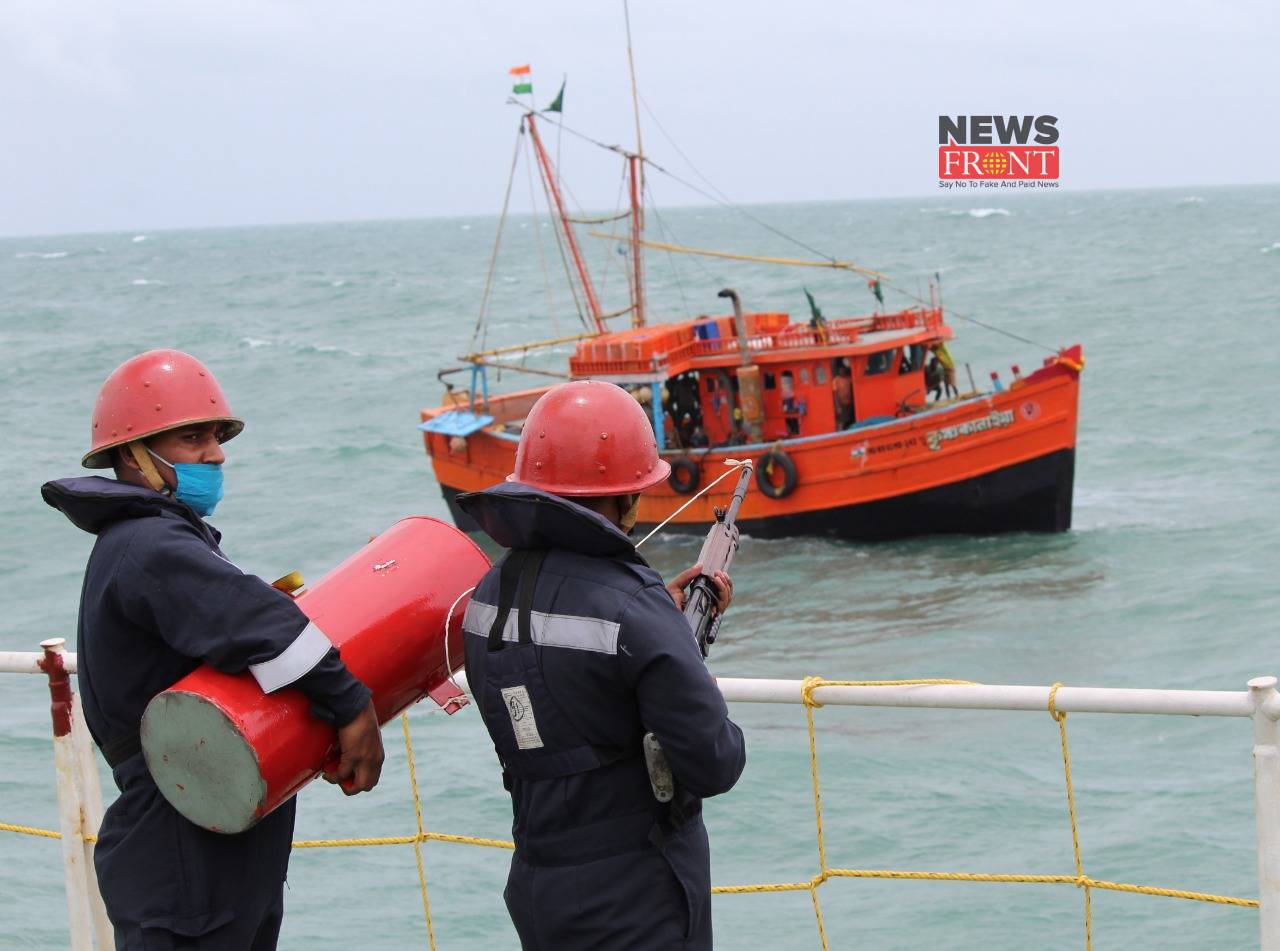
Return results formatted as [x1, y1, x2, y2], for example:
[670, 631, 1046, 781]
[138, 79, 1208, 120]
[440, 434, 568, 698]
[457, 380, 745, 950]
[41, 349, 384, 951]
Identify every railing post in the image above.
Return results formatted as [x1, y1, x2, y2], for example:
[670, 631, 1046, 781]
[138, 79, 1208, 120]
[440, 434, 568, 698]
[71, 689, 113, 945]
[1250, 676, 1280, 951]
[38, 638, 98, 951]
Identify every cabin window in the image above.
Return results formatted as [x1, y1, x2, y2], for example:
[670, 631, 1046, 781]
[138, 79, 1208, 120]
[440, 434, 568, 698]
[764, 372, 776, 390]
[799, 367, 810, 385]
[899, 344, 924, 374]
[815, 365, 828, 385]
[705, 375, 717, 392]
[865, 351, 894, 376]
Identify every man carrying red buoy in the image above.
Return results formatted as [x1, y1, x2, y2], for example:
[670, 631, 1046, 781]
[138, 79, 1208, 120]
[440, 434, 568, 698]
[41, 349, 384, 951]
[458, 380, 746, 950]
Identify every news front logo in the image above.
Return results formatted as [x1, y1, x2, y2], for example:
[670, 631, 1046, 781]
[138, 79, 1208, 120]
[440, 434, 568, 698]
[938, 115, 1060, 189]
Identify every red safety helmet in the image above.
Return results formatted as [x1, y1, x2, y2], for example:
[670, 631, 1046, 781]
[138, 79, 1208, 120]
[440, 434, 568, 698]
[82, 349, 243, 469]
[509, 380, 671, 496]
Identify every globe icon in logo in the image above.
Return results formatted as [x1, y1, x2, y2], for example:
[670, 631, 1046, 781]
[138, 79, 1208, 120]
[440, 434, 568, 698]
[980, 151, 1009, 176]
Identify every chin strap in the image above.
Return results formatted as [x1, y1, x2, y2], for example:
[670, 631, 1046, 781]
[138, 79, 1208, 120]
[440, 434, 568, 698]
[127, 441, 169, 494]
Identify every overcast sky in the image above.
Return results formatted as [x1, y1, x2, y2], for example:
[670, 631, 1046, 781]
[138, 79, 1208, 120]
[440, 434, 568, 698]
[2, 0, 1275, 237]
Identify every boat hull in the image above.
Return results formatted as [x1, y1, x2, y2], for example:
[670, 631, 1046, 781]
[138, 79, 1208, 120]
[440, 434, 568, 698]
[422, 353, 1081, 542]
[441, 446, 1073, 541]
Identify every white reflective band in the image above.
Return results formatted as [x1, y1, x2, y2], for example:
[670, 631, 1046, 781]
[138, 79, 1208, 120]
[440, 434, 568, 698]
[249, 622, 332, 693]
[463, 600, 620, 655]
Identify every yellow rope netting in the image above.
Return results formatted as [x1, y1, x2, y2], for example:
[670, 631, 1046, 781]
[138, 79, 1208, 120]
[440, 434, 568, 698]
[3, 682, 1259, 950]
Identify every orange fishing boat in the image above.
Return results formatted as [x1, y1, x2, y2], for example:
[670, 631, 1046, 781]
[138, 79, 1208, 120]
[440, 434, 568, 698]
[419, 73, 1083, 540]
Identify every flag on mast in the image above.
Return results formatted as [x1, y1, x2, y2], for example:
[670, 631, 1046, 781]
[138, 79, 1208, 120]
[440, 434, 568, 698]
[545, 78, 566, 113]
[509, 64, 532, 95]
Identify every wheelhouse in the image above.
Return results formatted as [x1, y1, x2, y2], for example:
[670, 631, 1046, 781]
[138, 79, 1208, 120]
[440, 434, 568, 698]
[567, 305, 951, 450]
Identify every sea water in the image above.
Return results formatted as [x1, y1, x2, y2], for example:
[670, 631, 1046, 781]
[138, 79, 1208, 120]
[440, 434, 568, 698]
[2, 185, 1278, 949]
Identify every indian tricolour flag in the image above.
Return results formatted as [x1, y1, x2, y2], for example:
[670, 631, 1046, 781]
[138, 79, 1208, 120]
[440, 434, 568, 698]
[510, 64, 532, 95]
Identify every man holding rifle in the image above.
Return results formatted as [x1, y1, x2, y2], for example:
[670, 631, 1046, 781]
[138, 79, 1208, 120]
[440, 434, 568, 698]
[458, 380, 746, 950]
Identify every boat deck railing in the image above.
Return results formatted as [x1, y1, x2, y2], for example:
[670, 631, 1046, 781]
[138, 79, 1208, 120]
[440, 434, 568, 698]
[569, 307, 944, 377]
[3, 640, 1278, 950]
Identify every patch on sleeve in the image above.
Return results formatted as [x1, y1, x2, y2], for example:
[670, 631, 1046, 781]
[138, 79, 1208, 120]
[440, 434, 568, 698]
[500, 685, 544, 750]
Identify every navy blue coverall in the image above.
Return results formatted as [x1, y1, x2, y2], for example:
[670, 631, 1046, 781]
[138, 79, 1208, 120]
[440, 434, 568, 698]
[42, 477, 371, 951]
[459, 482, 746, 950]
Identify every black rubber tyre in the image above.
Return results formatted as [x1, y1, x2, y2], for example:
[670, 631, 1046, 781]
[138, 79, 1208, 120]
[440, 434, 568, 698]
[668, 457, 701, 494]
[756, 450, 798, 499]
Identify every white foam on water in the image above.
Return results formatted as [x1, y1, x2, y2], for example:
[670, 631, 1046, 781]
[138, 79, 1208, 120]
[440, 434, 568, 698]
[1176, 196, 1204, 204]
[130, 278, 160, 285]
[132, 235, 148, 242]
[460, 224, 472, 230]
[966, 208, 1010, 218]
[241, 337, 272, 348]
[331, 279, 348, 287]
[1261, 242, 1280, 254]
[14, 251, 68, 259]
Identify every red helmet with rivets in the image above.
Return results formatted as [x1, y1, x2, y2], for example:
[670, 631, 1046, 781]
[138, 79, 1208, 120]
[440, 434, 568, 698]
[82, 350, 243, 468]
[509, 380, 671, 496]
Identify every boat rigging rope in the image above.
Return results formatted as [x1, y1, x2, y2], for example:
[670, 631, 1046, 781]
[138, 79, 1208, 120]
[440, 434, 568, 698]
[526, 129, 589, 332]
[524, 127, 562, 338]
[471, 126, 525, 355]
[643, 181, 694, 321]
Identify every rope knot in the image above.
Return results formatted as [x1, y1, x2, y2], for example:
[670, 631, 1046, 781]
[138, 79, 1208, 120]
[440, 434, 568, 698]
[801, 676, 826, 709]
[1047, 681, 1066, 722]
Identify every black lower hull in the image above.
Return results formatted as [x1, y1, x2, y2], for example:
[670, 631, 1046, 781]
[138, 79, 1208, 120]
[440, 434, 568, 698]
[441, 448, 1075, 542]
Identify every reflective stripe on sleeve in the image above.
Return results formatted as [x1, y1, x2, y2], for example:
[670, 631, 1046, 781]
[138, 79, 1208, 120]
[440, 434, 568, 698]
[463, 600, 620, 655]
[249, 621, 333, 693]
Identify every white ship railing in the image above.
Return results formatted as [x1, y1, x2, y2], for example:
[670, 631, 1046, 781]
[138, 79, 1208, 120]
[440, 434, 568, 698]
[4, 644, 1279, 950]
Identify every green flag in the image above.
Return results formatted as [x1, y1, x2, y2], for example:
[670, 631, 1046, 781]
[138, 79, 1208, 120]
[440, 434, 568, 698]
[545, 79, 565, 113]
[868, 278, 884, 305]
[512, 82, 533, 95]
[803, 288, 824, 322]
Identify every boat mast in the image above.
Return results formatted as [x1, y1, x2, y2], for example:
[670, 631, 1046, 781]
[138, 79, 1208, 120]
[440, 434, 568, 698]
[628, 155, 645, 328]
[624, 0, 646, 328]
[525, 113, 605, 333]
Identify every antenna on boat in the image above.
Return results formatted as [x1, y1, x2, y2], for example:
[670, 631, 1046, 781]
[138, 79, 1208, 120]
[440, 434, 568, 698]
[624, 0, 646, 328]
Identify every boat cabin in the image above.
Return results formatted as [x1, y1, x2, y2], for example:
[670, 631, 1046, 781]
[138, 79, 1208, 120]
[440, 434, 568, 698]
[567, 306, 951, 450]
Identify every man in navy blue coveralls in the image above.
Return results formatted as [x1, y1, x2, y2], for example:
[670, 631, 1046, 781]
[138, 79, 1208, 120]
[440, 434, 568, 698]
[459, 380, 746, 950]
[42, 350, 384, 951]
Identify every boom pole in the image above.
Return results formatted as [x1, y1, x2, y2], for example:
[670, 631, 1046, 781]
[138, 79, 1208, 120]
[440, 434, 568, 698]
[526, 113, 604, 332]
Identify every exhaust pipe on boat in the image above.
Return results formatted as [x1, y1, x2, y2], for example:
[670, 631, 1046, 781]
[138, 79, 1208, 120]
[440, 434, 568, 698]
[718, 288, 765, 443]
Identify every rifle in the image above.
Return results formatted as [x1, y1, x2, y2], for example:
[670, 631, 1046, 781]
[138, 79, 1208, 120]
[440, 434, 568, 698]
[683, 460, 753, 656]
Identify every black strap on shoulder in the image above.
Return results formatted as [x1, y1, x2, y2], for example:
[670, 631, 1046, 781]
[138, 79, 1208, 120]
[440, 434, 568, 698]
[516, 549, 548, 645]
[488, 550, 528, 651]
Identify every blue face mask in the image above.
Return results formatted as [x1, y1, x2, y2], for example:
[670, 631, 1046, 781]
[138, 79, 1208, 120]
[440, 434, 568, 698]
[148, 449, 224, 517]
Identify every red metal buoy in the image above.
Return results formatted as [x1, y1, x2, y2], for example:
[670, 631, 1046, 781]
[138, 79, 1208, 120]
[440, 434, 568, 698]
[140, 516, 490, 833]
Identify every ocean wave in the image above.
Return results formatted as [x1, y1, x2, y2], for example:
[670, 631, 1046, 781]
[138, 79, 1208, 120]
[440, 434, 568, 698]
[14, 251, 68, 259]
[1176, 196, 1204, 204]
[132, 235, 148, 243]
[1261, 242, 1280, 254]
[330, 279, 348, 287]
[919, 208, 1011, 218]
[238, 335, 362, 357]
[130, 278, 161, 286]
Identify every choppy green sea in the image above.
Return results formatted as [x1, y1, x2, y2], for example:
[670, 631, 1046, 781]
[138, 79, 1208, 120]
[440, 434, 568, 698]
[3, 185, 1279, 949]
